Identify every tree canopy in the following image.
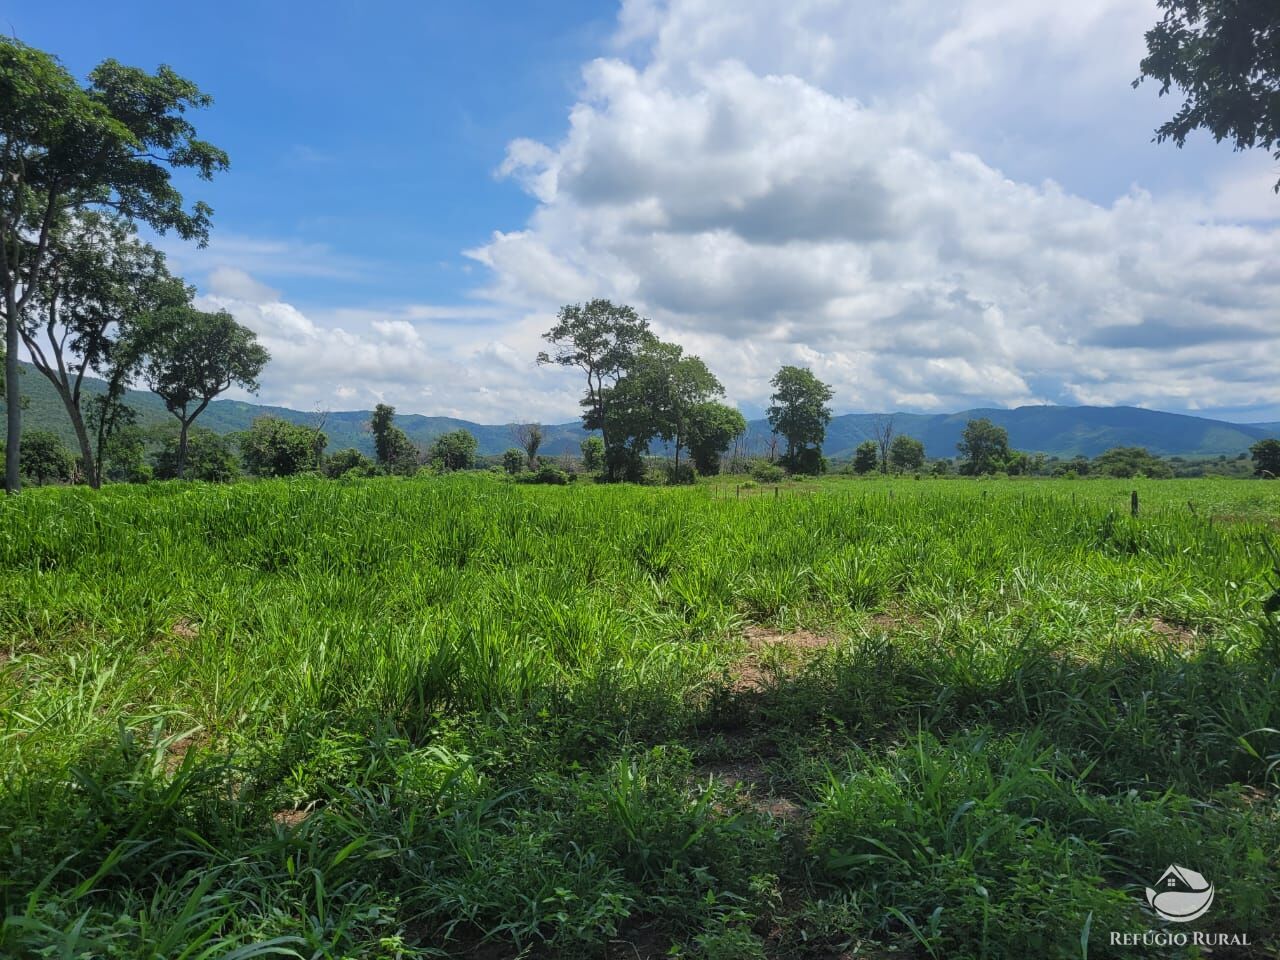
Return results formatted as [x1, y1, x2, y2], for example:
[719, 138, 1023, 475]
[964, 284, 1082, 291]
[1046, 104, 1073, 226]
[1136, 0, 1280, 191]
[957, 418, 1012, 475]
[0, 38, 227, 492]
[767, 366, 834, 474]
[141, 306, 268, 479]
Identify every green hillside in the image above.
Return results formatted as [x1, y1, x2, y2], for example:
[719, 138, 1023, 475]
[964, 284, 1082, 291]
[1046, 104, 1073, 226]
[5, 361, 1276, 459]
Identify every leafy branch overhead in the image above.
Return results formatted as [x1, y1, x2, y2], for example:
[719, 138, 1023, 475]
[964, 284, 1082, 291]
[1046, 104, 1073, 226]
[1136, 0, 1280, 190]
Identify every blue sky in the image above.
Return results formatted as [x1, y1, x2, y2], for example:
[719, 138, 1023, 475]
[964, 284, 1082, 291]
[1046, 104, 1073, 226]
[13, 1, 1280, 423]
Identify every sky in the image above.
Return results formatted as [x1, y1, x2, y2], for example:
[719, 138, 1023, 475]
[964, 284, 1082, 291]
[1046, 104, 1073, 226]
[12, 0, 1280, 423]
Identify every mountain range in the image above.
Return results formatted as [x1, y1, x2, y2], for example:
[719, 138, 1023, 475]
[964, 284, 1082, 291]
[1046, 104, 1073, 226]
[6, 362, 1277, 461]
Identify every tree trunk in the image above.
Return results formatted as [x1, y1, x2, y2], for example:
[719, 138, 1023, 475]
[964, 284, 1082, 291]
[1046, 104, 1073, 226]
[4, 289, 19, 495]
[70, 404, 98, 490]
[177, 419, 190, 480]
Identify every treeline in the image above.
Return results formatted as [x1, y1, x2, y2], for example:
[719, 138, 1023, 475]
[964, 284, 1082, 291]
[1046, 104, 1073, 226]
[0, 38, 267, 493]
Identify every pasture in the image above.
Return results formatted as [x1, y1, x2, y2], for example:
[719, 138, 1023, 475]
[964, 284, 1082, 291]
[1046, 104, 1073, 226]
[2, 476, 1278, 958]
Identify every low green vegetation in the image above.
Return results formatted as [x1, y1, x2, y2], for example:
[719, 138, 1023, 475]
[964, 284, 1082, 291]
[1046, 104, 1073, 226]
[2, 475, 1278, 957]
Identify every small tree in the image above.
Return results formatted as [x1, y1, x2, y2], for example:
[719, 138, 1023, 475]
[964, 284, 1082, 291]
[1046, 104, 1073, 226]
[369, 403, 417, 474]
[957, 418, 1011, 476]
[429, 430, 477, 472]
[1251, 438, 1280, 477]
[502, 447, 525, 475]
[142, 307, 269, 479]
[19, 429, 73, 485]
[687, 402, 747, 475]
[889, 434, 925, 473]
[766, 365, 834, 474]
[512, 422, 543, 470]
[581, 435, 605, 474]
[153, 427, 237, 482]
[872, 415, 895, 474]
[240, 416, 324, 477]
[853, 440, 878, 474]
[19, 214, 188, 488]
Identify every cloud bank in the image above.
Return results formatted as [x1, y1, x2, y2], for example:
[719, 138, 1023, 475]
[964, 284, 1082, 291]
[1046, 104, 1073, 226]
[206, 0, 1280, 421]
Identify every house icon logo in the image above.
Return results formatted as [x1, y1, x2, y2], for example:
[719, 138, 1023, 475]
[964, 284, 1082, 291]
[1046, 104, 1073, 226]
[1146, 865, 1214, 922]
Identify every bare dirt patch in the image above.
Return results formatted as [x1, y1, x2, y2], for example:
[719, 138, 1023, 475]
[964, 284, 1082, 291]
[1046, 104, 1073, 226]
[728, 625, 839, 693]
[272, 806, 314, 828]
[1148, 617, 1198, 648]
[171, 618, 199, 640]
[694, 757, 805, 821]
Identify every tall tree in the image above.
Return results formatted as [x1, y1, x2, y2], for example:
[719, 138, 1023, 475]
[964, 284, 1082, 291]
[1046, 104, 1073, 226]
[511, 422, 543, 470]
[141, 307, 268, 479]
[369, 403, 417, 473]
[1136, 0, 1280, 191]
[0, 38, 228, 492]
[957, 418, 1011, 476]
[872, 414, 896, 474]
[537, 300, 650, 479]
[20, 213, 187, 487]
[766, 365, 834, 474]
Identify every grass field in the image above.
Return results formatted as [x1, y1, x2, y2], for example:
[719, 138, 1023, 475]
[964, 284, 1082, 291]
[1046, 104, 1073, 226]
[2, 475, 1279, 958]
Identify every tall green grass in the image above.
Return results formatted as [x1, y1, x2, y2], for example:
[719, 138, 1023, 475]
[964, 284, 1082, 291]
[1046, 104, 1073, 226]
[1, 475, 1277, 957]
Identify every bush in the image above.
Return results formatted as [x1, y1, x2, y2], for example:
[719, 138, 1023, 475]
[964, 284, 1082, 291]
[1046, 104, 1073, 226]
[324, 448, 376, 478]
[750, 461, 786, 483]
[502, 448, 525, 475]
[18, 430, 74, 485]
[518, 465, 571, 485]
[666, 462, 696, 485]
[153, 429, 239, 482]
[240, 416, 324, 477]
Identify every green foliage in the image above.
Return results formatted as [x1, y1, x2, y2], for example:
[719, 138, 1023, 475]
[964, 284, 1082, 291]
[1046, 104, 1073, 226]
[957, 418, 1012, 475]
[1136, 0, 1280, 191]
[152, 427, 237, 482]
[18, 428, 72, 484]
[141, 306, 269, 479]
[1093, 445, 1175, 479]
[0, 36, 229, 492]
[889, 434, 925, 473]
[323, 447, 376, 478]
[853, 439, 878, 474]
[687, 402, 747, 476]
[767, 366, 833, 472]
[749, 460, 786, 483]
[429, 429, 478, 472]
[580, 435, 605, 474]
[1252, 438, 1280, 478]
[502, 447, 525, 475]
[521, 463, 571, 485]
[240, 416, 325, 477]
[539, 300, 651, 478]
[369, 404, 418, 474]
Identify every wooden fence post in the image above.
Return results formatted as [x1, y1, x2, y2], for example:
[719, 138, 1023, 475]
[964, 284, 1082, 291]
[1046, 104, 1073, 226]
[1130, 490, 1139, 517]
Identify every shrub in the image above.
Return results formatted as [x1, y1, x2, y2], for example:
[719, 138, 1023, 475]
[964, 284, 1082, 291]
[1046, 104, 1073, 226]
[750, 461, 786, 483]
[18, 430, 74, 485]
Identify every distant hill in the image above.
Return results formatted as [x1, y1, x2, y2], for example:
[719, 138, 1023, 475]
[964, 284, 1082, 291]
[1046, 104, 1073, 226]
[5, 361, 1276, 460]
